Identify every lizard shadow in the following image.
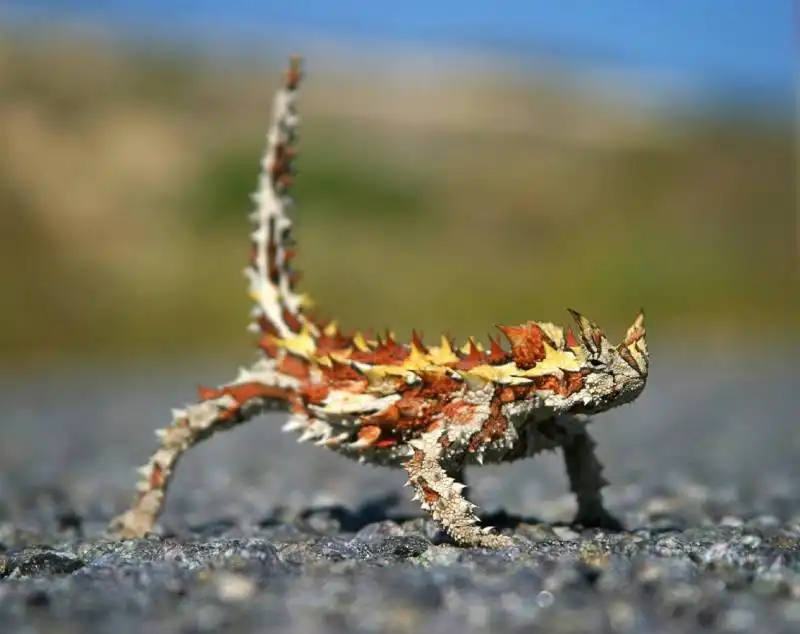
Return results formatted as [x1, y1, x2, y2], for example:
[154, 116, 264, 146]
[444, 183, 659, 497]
[259, 491, 559, 535]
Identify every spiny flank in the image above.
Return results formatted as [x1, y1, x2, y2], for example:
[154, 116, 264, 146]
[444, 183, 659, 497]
[108, 56, 650, 548]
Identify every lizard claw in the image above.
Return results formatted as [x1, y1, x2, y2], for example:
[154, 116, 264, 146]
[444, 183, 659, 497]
[572, 508, 626, 532]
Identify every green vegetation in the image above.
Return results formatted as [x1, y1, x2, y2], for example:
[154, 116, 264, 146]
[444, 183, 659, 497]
[0, 29, 795, 365]
[191, 135, 432, 230]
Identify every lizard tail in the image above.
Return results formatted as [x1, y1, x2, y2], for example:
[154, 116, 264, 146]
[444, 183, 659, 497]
[245, 56, 318, 353]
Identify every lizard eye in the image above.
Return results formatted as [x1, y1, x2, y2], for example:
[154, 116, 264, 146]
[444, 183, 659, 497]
[588, 358, 605, 368]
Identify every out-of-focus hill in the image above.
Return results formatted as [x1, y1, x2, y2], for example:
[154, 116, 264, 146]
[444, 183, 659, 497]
[0, 29, 795, 364]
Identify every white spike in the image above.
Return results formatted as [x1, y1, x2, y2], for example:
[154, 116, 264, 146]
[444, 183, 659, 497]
[235, 367, 253, 382]
[154, 428, 167, 440]
[350, 360, 373, 374]
[404, 372, 421, 385]
[475, 453, 484, 465]
[281, 418, 307, 432]
[326, 432, 349, 446]
[171, 408, 187, 420]
[250, 227, 268, 243]
[297, 429, 317, 443]
[137, 465, 151, 478]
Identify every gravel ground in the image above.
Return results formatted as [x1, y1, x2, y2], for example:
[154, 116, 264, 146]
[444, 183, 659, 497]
[1, 349, 799, 633]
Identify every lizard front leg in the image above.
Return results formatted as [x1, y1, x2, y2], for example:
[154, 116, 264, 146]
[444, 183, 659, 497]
[562, 427, 625, 531]
[403, 431, 512, 548]
[108, 376, 296, 539]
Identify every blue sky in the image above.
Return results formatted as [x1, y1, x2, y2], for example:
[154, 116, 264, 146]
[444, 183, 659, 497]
[2, 1, 793, 108]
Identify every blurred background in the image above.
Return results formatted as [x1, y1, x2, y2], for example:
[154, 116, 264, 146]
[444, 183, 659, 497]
[0, 2, 795, 367]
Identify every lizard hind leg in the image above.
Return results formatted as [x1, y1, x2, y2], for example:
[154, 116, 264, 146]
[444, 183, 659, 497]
[403, 431, 512, 549]
[108, 368, 299, 539]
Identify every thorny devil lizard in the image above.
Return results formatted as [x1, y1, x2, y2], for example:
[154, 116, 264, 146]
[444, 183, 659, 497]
[108, 56, 650, 548]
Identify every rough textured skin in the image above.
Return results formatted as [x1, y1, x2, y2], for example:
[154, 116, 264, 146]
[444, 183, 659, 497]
[108, 57, 650, 548]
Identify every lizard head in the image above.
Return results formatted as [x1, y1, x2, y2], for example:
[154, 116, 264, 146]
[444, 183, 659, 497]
[567, 308, 649, 414]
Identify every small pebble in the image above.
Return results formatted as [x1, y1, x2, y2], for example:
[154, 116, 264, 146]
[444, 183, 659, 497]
[215, 572, 257, 602]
